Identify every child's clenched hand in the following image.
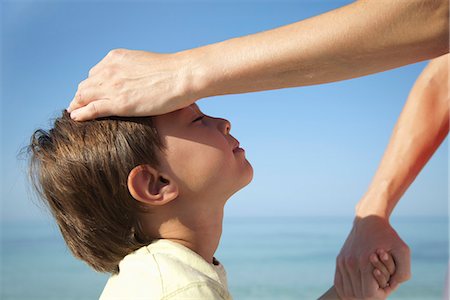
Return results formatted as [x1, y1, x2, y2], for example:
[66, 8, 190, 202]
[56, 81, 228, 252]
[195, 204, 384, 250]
[370, 248, 396, 289]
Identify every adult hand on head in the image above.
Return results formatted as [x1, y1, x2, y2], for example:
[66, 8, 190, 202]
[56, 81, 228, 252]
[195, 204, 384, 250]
[67, 48, 204, 121]
[334, 215, 411, 300]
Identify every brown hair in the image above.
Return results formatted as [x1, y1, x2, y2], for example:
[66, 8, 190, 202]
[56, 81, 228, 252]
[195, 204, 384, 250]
[25, 110, 166, 274]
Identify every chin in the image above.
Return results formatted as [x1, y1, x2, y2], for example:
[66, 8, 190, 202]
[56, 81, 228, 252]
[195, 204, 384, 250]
[238, 162, 254, 189]
[245, 163, 254, 184]
[225, 170, 253, 199]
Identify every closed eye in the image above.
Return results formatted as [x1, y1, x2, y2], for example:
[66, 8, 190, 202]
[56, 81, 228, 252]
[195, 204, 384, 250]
[192, 115, 204, 123]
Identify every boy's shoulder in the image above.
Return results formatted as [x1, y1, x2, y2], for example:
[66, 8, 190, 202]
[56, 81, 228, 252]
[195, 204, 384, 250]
[99, 239, 231, 300]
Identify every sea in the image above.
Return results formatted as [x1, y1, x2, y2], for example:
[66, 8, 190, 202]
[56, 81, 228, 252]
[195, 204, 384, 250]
[1, 215, 448, 300]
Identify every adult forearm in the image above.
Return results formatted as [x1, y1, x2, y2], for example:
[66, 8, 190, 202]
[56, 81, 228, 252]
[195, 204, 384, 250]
[182, 0, 448, 99]
[356, 55, 449, 219]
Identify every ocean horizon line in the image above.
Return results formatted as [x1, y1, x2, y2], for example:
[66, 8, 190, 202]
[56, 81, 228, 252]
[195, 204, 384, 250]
[0, 213, 447, 226]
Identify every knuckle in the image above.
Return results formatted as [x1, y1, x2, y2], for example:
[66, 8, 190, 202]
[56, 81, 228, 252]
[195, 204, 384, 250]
[115, 48, 127, 53]
[357, 256, 366, 266]
[103, 66, 117, 78]
[77, 79, 92, 94]
[386, 267, 394, 276]
[107, 49, 116, 57]
[88, 67, 97, 77]
[374, 271, 382, 279]
[74, 91, 85, 105]
[344, 256, 357, 269]
[107, 48, 126, 58]
[77, 80, 86, 90]
[89, 102, 99, 118]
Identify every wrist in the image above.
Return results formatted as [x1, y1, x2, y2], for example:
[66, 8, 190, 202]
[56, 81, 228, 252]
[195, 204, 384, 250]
[355, 194, 391, 220]
[174, 47, 215, 102]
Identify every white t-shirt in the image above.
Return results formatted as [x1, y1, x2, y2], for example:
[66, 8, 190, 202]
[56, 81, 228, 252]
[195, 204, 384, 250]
[99, 239, 232, 300]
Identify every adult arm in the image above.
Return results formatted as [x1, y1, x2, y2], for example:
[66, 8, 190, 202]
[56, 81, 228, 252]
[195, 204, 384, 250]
[335, 53, 449, 299]
[191, 0, 449, 97]
[67, 0, 449, 120]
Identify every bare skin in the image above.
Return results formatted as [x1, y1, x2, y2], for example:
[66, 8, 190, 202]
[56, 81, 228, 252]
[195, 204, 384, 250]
[66, 0, 448, 298]
[127, 103, 397, 300]
[125, 53, 450, 300]
[320, 249, 396, 300]
[127, 103, 253, 265]
[67, 0, 448, 120]
[335, 53, 449, 299]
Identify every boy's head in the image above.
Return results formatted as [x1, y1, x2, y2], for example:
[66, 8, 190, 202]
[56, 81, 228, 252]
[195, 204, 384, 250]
[27, 103, 253, 274]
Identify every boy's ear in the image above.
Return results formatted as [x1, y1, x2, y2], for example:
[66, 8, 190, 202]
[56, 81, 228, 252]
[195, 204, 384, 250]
[127, 164, 178, 206]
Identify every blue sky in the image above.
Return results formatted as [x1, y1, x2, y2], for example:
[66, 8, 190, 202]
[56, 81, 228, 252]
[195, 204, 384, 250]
[1, 0, 447, 222]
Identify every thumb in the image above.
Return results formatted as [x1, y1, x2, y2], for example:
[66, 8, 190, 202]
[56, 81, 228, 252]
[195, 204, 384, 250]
[390, 245, 411, 284]
[388, 278, 400, 291]
[69, 99, 112, 121]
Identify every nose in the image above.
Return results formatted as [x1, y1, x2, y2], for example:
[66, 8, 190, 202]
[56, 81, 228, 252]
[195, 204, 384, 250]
[220, 118, 231, 135]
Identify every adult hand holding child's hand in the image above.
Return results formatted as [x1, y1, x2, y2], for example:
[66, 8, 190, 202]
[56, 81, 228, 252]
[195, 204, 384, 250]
[67, 48, 203, 120]
[334, 215, 411, 300]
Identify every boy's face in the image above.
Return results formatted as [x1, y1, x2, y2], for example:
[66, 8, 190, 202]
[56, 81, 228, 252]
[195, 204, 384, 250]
[153, 103, 253, 203]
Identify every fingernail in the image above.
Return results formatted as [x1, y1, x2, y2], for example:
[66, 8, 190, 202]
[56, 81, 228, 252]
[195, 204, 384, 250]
[374, 269, 381, 276]
[382, 253, 389, 261]
[70, 110, 79, 120]
[371, 254, 378, 262]
[67, 100, 75, 112]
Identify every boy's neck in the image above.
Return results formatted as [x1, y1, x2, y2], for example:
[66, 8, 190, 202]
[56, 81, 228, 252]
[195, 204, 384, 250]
[164, 214, 224, 265]
[143, 204, 225, 265]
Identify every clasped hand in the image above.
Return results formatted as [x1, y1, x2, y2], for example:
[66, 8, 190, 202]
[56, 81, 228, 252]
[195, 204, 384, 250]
[334, 216, 411, 300]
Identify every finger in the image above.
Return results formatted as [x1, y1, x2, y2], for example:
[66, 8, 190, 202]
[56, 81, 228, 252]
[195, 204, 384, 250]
[345, 259, 362, 298]
[389, 278, 400, 291]
[383, 284, 395, 295]
[374, 283, 395, 300]
[67, 91, 83, 113]
[377, 249, 396, 275]
[360, 265, 367, 298]
[370, 253, 390, 280]
[70, 99, 112, 121]
[68, 90, 89, 112]
[68, 86, 106, 113]
[361, 265, 380, 299]
[390, 245, 411, 284]
[341, 264, 356, 298]
[334, 266, 346, 299]
[373, 268, 388, 288]
[336, 259, 354, 299]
